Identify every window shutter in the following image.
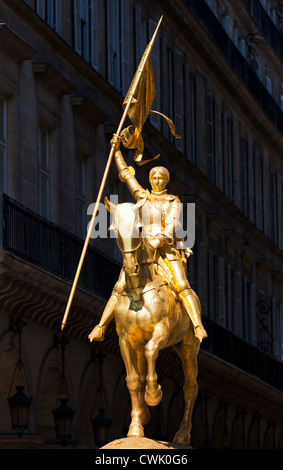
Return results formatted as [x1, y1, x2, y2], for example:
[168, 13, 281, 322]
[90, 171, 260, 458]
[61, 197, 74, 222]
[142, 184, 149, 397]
[174, 49, 183, 152]
[74, 0, 82, 55]
[148, 18, 160, 129]
[121, 0, 130, 96]
[135, 3, 143, 65]
[199, 241, 206, 315]
[36, 0, 46, 20]
[107, 0, 115, 86]
[236, 271, 242, 336]
[208, 250, 215, 320]
[218, 257, 225, 326]
[89, 0, 99, 70]
[55, 0, 62, 35]
[183, 62, 191, 158]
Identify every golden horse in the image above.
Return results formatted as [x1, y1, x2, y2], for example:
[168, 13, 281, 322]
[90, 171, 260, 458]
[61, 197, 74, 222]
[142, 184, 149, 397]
[105, 198, 200, 446]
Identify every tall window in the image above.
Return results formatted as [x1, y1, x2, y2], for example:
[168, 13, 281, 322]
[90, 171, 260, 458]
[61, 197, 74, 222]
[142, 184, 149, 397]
[206, 93, 216, 183]
[190, 74, 197, 164]
[0, 97, 7, 194]
[226, 117, 234, 202]
[36, 0, 62, 34]
[39, 127, 50, 219]
[276, 302, 283, 363]
[270, 169, 279, 245]
[226, 265, 236, 332]
[241, 137, 249, 217]
[258, 154, 265, 233]
[107, 0, 129, 95]
[76, 157, 86, 238]
[74, 0, 98, 69]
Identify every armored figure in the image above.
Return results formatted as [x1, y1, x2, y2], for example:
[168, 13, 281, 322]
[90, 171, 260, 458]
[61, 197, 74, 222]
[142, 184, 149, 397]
[89, 132, 207, 344]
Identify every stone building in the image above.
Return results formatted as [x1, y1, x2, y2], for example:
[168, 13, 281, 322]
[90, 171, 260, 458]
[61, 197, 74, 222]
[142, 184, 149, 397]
[0, 0, 282, 449]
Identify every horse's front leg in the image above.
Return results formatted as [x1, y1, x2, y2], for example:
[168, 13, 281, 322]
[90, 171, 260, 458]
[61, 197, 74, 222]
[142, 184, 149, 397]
[144, 322, 168, 406]
[119, 335, 144, 437]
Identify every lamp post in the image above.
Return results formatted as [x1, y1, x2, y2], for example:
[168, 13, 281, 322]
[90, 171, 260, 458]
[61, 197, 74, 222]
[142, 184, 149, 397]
[90, 349, 112, 447]
[7, 317, 33, 438]
[52, 335, 75, 447]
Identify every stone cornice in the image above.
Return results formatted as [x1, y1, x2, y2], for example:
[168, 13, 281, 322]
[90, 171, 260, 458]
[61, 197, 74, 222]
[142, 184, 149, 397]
[33, 63, 75, 98]
[0, 23, 35, 63]
[71, 96, 109, 128]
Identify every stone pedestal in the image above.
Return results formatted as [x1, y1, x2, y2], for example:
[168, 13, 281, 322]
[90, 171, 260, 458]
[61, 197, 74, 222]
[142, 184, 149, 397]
[101, 437, 192, 450]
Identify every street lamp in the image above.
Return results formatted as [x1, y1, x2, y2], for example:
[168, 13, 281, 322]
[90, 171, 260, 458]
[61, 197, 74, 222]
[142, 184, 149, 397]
[52, 335, 75, 447]
[90, 349, 112, 447]
[7, 317, 33, 438]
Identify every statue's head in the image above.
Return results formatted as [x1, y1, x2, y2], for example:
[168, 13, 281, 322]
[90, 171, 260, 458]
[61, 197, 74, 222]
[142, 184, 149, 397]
[149, 166, 170, 192]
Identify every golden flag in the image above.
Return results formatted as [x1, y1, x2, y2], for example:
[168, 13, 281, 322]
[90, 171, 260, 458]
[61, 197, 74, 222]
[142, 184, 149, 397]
[122, 51, 156, 133]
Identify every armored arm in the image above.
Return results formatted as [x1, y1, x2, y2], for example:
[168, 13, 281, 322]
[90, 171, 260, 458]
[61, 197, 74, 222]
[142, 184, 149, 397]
[111, 135, 144, 200]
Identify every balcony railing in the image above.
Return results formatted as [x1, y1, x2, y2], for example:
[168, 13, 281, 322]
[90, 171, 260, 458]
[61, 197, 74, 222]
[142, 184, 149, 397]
[0, 193, 121, 300]
[184, 0, 283, 133]
[0, 193, 282, 392]
[242, 0, 283, 61]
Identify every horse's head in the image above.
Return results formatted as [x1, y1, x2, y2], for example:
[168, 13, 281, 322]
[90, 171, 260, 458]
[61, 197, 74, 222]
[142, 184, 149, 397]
[105, 197, 143, 277]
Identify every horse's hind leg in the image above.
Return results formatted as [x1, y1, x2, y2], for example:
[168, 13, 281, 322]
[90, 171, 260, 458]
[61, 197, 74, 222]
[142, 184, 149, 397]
[173, 329, 200, 446]
[144, 322, 168, 406]
[119, 336, 144, 437]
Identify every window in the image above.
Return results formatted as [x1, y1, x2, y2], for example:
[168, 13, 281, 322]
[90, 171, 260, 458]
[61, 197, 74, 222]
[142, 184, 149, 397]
[208, 251, 219, 322]
[266, 75, 273, 95]
[39, 127, 50, 219]
[270, 169, 279, 245]
[190, 74, 197, 164]
[276, 302, 283, 362]
[242, 278, 253, 342]
[258, 154, 265, 233]
[167, 46, 174, 142]
[0, 97, 7, 194]
[206, 93, 216, 184]
[226, 265, 236, 332]
[36, 0, 62, 34]
[227, 117, 234, 202]
[76, 157, 86, 238]
[107, 0, 129, 95]
[222, 14, 230, 36]
[74, 0, 98, 69]
[239, 38, 246, 58]
[241, 137, 249, 217]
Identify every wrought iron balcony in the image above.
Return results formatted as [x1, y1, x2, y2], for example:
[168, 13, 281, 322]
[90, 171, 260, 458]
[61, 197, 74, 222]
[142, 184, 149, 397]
[0, 193, 121, 301]
[202, 316, 283, 392]
[184, 0, 283, 133]
[0, 193, 282, 392]
[241, 0, 283, 61]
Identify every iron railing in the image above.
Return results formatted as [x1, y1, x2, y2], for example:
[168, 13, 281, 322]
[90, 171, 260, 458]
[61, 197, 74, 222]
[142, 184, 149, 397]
[0, 193, 282, 391]
[0, 193, 121, 300]
[184, 0, 283, 133]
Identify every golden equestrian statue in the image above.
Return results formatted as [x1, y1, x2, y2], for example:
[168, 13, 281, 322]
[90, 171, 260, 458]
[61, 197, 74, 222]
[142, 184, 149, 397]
[61, 17, 207, 446]
[88, 132, 207, 445]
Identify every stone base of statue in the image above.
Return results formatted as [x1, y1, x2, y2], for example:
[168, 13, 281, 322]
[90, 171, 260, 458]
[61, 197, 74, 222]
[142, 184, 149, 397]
[101, 437, 192, 450]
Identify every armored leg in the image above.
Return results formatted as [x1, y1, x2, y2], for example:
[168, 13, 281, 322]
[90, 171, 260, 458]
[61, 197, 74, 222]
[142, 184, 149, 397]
[163, 258, 207, 342]
[88, 269, 125, 342]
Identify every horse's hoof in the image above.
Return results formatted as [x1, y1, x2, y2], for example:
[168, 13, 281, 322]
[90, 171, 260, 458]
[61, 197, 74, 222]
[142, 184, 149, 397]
[127, 424, 144, 438]
[145, 384, 163, 406]
[173, 432, 192, 447]
[141, 405, 151, 425]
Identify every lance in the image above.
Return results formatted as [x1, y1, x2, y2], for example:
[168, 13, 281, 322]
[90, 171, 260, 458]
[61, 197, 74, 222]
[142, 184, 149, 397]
[61, 15, 163, 331]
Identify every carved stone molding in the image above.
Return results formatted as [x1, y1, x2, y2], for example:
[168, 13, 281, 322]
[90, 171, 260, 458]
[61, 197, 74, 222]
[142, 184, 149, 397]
[33, 63, 75, 98]
[0, 23, 35, 63]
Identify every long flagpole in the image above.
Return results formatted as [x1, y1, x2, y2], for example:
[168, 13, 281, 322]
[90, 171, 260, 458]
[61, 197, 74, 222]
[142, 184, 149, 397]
[61, 15, 163, 331]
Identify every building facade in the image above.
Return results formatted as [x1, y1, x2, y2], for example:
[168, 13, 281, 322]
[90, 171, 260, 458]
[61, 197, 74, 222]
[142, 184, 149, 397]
[0, 0, 282, 449]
